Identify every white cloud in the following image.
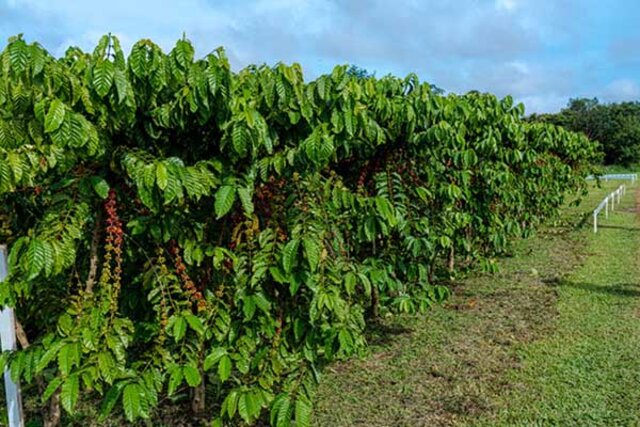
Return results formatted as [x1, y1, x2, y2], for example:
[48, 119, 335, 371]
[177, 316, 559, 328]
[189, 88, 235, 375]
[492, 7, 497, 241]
[602, 78, 640, 102]
[2, 0, 637, 113]
[496, 0, 518, 12]
[519, 94, 568, 114]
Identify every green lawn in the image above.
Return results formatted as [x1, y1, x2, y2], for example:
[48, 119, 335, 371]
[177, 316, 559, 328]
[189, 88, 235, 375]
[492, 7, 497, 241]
[313, 181, 640, 426]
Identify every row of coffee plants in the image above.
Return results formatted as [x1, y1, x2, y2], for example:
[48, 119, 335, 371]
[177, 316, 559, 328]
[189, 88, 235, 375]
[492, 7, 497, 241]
[0, 34, 598, 426]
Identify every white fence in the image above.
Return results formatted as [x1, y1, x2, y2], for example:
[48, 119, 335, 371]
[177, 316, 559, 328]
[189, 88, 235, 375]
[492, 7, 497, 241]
[593, 184, 626, 233]
[0, 245, 25, 427]
[586, 173, 637, 182]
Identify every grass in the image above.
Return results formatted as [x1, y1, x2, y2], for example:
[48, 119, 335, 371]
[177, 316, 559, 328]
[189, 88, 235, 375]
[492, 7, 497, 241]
[313, 181, 640, 426]
[476, 183, 640, 426]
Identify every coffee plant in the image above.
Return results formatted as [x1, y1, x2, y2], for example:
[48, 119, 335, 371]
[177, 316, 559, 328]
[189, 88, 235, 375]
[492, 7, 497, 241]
[0, 34, 598, 426]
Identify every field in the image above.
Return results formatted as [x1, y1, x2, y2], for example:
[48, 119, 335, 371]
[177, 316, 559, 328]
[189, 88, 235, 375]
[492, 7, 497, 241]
[314, 181, 640, 426]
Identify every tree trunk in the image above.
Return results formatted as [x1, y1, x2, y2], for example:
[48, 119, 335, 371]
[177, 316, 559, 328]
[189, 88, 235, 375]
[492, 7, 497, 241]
[447, 246, 455, 273]
[370, 286, 379, 319]
[191, 376, 206, 416]
[369, 238, 379, 319]
[191, 352, 206, 417]
[43, 391, 61, 427]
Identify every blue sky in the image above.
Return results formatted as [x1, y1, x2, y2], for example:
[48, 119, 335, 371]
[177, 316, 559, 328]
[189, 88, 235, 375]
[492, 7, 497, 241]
[1, 0, 639, 113]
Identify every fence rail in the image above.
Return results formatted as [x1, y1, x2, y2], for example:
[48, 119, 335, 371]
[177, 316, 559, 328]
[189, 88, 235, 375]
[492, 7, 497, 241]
[586, 173, 638, 182]
[593, 184, 626, 233]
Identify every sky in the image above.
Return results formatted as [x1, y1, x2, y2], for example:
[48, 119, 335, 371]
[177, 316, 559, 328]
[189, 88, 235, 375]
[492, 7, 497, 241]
[1, 0, 639, 113]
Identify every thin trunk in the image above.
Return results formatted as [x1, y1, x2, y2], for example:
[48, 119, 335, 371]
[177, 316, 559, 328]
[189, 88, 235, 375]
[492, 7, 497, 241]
[43, 392, 61, 427]
[447, 246, 455, 273]
[191, 346, 206, 417]
[370, 239, 379, 318]
[15, 320, 29, 350]
[17, 321, 62, 427]
[370, 287, 379, 318]
[191, 369, 206, 416]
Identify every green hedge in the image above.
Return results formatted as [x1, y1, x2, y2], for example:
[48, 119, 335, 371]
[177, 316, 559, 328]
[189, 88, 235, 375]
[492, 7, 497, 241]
[0, 34, 598, 426]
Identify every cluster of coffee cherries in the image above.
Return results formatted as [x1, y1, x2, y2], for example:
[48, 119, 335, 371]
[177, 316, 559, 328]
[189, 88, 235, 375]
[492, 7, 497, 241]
[169, 242, 206, 313]
[155, 248, 170, 344]
[100, 189, 124, 313]
[255, 175, 287, 222]
[395, 159, 422, 186]
[357, 159, 382, 193]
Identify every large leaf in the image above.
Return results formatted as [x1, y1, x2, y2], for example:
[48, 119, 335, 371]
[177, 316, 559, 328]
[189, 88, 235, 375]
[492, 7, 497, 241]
[183, 364, 201, 387]
[282, 239, 300, 274]
[26, 238, 46, 280]
[99, 382, 125, 420]
[155, 162, 169, 190]
[60, 374, 79, 414]
[44, 99, 66, 133]
[93, 60, 115, 98]
[302, 238, 321, 272]
[122, 383, 143, 421]
[8, 39, 29, 73]
[204, 347, 227, 371]
[295, 397, 312, 427]
[218, 355, 232, 382]
[237, 187, 254, 215]
[215, 185, 236, 219]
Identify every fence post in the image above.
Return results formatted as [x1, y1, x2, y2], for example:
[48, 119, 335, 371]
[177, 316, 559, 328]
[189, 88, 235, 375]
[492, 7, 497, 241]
[605, 196, 609, 218]
[611, 192, 615, 211]
[0, 245, 25, 427]
[593, 211, 597, 233]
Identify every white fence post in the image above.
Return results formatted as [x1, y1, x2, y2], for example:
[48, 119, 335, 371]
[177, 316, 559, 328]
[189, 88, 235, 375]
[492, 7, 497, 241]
[0, 245, 25, 427]
[593, 184, 629, 234]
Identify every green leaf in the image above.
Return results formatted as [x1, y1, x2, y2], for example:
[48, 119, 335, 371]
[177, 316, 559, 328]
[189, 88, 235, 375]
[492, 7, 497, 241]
[282, 239, 300, 274]
[113, 68, 128, 103]
[35, 341, 64, 373]
[44, 99, 66, 133]
[122, 383, 142, 422]
[218, 355, 232, 382]
[223, 389, 239, 418]
[238, 392, 257, 423]
[167, 366, 183, 396]
[99, 382, 125, 420]
[90, 176, 110, 199]
[8, 39, 29, 73]
[204, 347, 227, 371]
[61, 374, 80, 414]
[183, 365, 201, 387]
[295, 397, 312, 427]
[155, 162, 168, 190]
[26, 238, 46, 280]
[302, 238, 321, 272]
[184, 314, 205, 335]
[93, 60, 115, 98]
[237, 187, 254, 215]
[174, 39, 194, 68]
[42, 377, 63, 402]
[172, 316, 187, 342]
[277, 395, 292, 427]
[232, 124, 248, 156]
[57, 343, 78, 376]
[215, 185, 236, 219]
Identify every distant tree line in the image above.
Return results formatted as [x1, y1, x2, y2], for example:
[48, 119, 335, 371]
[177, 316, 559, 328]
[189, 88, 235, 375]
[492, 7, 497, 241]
[529, 98, 640, 165]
